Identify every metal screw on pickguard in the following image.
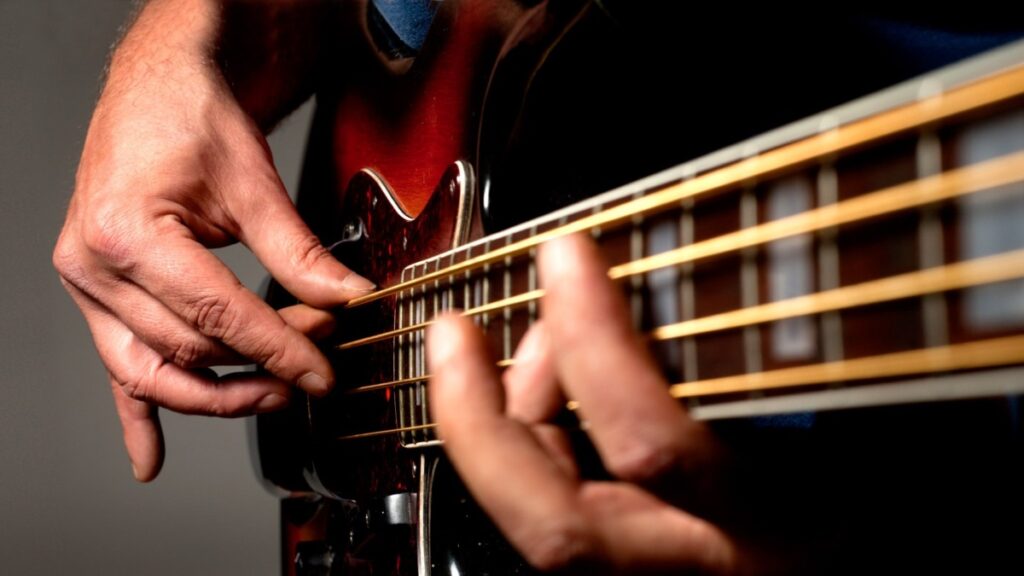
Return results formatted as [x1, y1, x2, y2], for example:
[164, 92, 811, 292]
[372, 195, 378, 208]
[342, 222, 358, 241]
[403, 235, 408, 250]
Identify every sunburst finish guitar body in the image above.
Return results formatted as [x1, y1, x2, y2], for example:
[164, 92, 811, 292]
[252, 3, 1024, 574]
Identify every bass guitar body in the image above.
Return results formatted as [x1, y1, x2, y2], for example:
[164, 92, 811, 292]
[254, 2, 1024, 574]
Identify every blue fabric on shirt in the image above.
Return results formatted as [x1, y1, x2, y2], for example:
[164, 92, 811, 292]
[370, 0, 440, 52]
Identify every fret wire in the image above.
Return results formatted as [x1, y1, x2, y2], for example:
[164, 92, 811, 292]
[337, 153, 1024, 353]
[405, 268, 416, 445]
[424, 263, 440, 440]
[591, 203, 604, 239]
[397, 269, 411, 441]
[433, 263, 441, 317]
[404, 269, 412, 382]
[418, 263, 427, 386]
[463, 245, 472, 321]
[346, 248, 1024, 397]
[410, 266, 423, 443]
[413, 264, 426, 442]
[413, 262, 421, 383]
[629, 206, 644, 328]
[916, 129, 950, 348]
[403, 265, 417, 444]
[680, 199, 698, 384]
[446, 251, 455, 314]
[482, 240, 491, 330]
[815, 163, 844, 363]
[397, 269, 406, 381]
[345, 67, 1024, 310]
[339, 334, 1024, 442]
[739, 187, 763, 376]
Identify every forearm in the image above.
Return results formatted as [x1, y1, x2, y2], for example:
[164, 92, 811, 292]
[108, 0, 334, 132]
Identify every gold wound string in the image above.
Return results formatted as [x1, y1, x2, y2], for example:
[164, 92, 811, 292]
[335, 152, 1024, 353]
[344, 66, 1024, 309]
[339, 335, 1024, 441]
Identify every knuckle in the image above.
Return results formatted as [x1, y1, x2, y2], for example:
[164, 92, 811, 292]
[188, 293, 241, 340]
[251, 331, 292, 376]
[79, 203, 139, 272]
[291, 234, 331, 274]
[208, 399, 252, 418]
[53, 228, 99, 289]
[606, 439, 683, 484]
[118, 373, 152, 404]
[519, 517, 594, 572]
[205, 400, 233, 418]
[169, 336, 210, 369]
[52, 238, 84, 283]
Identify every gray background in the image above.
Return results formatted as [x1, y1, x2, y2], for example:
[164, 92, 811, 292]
[1, 1, 314, 573]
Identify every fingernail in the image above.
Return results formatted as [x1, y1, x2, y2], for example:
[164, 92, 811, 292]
[536, 236, 571, 287]
[342, 272, 376, 293]
[426, 320, 459, 369]
[514, 322, 548, 364]
[256, 393, 289, 413]
[298, 372, 331, 396]
[131, 462, 142, 482]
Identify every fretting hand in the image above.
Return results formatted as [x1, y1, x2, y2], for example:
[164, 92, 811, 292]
[428, 234, 744, 574]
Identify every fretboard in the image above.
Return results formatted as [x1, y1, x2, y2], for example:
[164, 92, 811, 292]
[339, 41, 1024, 446]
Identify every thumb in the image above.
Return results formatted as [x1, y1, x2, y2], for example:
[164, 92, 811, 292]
[232, 171, 375, 307]
[110, 374, 164, 483]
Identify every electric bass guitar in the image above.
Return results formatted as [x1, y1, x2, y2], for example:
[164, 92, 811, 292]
[253, 3, 1024, 574]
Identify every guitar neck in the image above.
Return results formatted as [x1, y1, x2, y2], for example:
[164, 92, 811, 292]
[337, 41, 1024, 445]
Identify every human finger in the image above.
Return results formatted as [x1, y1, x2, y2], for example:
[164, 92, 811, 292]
[109, 373, 164, 483]
[277, 303, 336, 341]
[79, 297, 293, 415]
[579, 482, 738, 574]
[132, 230, 334, 395]
[66, 283, 291, 481]
[503, 320, 563, 424]
[537, 235, 708, 484]
[427, 315, 595, 570]
[62, 275, 246, 367]
[429, 315, 734, 573]
[224, 163, 375, 307]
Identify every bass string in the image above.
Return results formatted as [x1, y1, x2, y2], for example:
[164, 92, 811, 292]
[342, 247, 1024, 397]
[336, 333, 1024, 442]
[335, 152, 1024, 354]
[330, 65, 1024, 442]
[341, 65, 1024, 311]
